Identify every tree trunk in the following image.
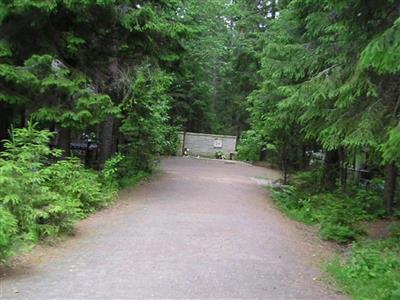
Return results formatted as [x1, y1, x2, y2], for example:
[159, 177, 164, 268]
[99, 114, 115, 167]
[97, 31, 119, 168]
[322, 149, 340, 190]
[57, 127, 71, 157]
[283, 160, 289, 185]
[339, 148, 347, 189]
[281, 143, 289, 184]
[383, 163, 398, 215]
[270, 0, 277, 19]
[112, 117, 121, 154]
[0, 103, 13, 149]
[20, 108, 26, 127]
[298, 144, 308, 169]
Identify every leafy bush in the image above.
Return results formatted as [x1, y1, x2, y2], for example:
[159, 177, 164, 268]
[271, 186, 316, 224]
[272, 169, 400, 298]
[388, 223, 400, 238]
[0, 124, 118, 261]
[0, 205, 17, 259]
[319, 224, 360, 244]
[42, 158, 114, 215]
[271, 170, 384, 243]
[237, 130, 262, 162]
[292, 168, 324, 194]
[327, 238, 400, 299]
[100, 153, 124, 191]
[118, 170, 150, 189]
[161, 126, 180, 156]
[119, 66, 174, 172]
[101, 153, 150, 189]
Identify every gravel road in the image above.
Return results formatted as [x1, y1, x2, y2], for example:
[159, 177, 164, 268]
[1, 157, 344, 299]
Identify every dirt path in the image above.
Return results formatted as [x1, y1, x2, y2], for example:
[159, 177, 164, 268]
[1, 157, 344, 299]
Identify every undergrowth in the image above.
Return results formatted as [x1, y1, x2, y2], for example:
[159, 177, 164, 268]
[270, 169, 400, 299]
[326, 236, 400, 300]
[271, 171, 384, 243]
[0, 124, 146, 261]
[118, 171, 151, 189]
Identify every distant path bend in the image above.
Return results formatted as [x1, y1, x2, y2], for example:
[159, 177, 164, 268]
[1, 157, 344, 299]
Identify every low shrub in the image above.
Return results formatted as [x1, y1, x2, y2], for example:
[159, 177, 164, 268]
[42, 158, 114, 215]
[237, 130, 262, 162]
[0, 205, 18, 259]
[272, 169, 399, 299]
[271, 171, 384, 243]
[0, 124, 118, 261]
[319, 223, 360, 244]
[388, 223, 400, 238]
[118, 170, 150, 189]
[327, 238, 400, 299]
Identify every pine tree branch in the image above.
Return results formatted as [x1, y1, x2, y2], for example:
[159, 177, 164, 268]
[314, 64, 339, 79]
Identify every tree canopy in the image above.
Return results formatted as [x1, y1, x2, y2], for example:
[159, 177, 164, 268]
[0, 0, 398, 200]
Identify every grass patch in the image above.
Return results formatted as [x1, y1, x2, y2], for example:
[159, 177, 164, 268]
[270, 171, 384, 243]
[326, 238, 400, 300]
[118, 170, 151, 189]
[271, 186, 380, 243]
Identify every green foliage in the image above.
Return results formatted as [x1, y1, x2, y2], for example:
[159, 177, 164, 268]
[0, 205, 17, 259]
[101, 153, 125, 189]
[382, 125, 400, 164]
[42, 158, 115, 216]
[327, 238, 400, 300]
[0, 40, 11, 58]
[241, 0, 400, 192]
[64, 33, 86, 57]
[0, 124, 117, 261]
[21, 54, 119, 129]
[169, 0, 267, 134]
[388, 223, 400, 239]
[118, 171, 151, 190]
[119, 66, 174, 172]
[271, 170, 384, 243]
[0, 0, 185, 166]
[320, 224, 360, 244]
[360, 17, 400, 75]
[0, 0, 214, 260]
[161, 126, 180, 156]
[237, 130, 262, 161]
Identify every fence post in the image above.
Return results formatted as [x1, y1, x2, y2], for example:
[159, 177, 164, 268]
[181, 131, 186, 156]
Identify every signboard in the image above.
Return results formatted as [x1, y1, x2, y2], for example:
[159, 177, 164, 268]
[213, 138, 222, 148]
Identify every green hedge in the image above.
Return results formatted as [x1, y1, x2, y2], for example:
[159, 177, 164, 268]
[0, 124, 119, 260]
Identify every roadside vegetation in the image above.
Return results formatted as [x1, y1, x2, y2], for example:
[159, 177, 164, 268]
[0, 124, 115, 259]
[327, 237, 400, 300]
[235, 1, 399, 298]
[268, 168, 400, 300]
[0, 123, 153, 261]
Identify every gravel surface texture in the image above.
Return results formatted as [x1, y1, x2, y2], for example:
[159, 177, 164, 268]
[0, 157, 345, 299]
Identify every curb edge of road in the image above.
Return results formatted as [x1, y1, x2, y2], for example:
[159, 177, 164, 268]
[183, 156, 254, 166]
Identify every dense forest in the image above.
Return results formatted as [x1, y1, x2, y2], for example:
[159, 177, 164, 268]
[1, 0, 400, 298]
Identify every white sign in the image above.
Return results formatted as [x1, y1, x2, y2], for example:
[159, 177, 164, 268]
[213, 139, 222, 148]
